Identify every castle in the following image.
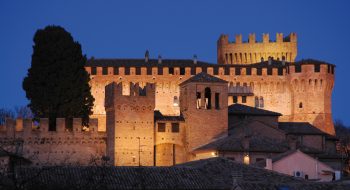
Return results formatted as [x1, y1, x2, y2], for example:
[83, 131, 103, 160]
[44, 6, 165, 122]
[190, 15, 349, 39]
[0, 33, 338, 172]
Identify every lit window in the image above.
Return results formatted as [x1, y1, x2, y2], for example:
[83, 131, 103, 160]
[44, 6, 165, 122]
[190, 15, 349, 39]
[173, 96, 179, 106]
[243, 154, 250, 165]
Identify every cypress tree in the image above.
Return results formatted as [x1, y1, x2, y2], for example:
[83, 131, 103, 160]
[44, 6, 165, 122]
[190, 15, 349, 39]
[23, 25, 94, 130]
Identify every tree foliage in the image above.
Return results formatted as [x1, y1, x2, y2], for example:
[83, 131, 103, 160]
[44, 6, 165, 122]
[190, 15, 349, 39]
[23, 25, 94, 130]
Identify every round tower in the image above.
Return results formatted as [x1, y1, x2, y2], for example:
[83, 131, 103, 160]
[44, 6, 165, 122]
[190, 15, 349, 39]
[287, 60, 335, 135]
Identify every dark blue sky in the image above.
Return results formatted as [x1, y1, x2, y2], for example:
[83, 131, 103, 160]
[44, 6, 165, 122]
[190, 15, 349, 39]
[1, 1, 350, 124]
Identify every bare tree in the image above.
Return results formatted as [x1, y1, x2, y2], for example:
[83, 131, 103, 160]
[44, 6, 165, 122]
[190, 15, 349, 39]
[14, 106, 33, 119]
[334, 120, 350, 175]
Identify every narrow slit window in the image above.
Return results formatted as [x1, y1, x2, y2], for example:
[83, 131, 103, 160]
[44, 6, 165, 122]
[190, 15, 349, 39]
[215, 93, 220, 109]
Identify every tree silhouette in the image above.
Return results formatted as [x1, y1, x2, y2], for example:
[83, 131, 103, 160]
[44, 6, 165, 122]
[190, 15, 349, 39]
[23, 25, 94, 130]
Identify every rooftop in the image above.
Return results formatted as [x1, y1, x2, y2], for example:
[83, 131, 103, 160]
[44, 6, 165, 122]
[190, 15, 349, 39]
[278, 122, 327, 135]
[180, 72, 228, 85]
[228, 103, 282, 116]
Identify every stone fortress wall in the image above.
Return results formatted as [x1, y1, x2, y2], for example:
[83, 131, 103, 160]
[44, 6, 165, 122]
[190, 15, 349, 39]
[217, 33, 297, 64]
[86, 54, 335, 135]
[0, 118, 106, 165]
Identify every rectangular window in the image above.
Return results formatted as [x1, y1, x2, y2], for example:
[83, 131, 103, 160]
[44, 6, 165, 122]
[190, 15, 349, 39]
[136, 67, 141, 75]
[233, 96, 238, 103]
[180, 67, 185, 75]
[246, 68, 251, 75]
[278, 67, 283, 75]
[147, 67, 152, 75]
[224, 67, 230, 75]
[295, 64, 302, 73]
[113, 67, 119, 75]
[215, 93, 220, 109]
[213, 67, 219, 75]
[171, 123, 179, 133]
[158, 123, 165, 132]
[125, 67, 130, 75]
[242, 96, 247, 103]
[158, 67, 163, 75]
[102, 67, 108, 75]
[314, 64, 320, 72]
[257, 68, 262, 75]
[169, 67, 174, 75]
[267, 67, 272, 75]
[91, 67, 97, 75]
[235, 67, 241, 75]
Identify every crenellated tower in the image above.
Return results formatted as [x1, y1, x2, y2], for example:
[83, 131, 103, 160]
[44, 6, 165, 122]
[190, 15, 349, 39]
[287, 60, 335, 135]
[105, 82, 156, 166]
[217, 33, 297, 64]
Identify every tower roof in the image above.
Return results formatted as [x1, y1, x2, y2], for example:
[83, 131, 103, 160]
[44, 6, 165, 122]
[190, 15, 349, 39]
[180, 72, 227, 86]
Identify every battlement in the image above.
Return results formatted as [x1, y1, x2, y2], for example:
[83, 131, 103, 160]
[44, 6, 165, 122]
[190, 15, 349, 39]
[217, 33, 298, 64]
[0, 118, 103, 138]
[218, 33, 297, 44]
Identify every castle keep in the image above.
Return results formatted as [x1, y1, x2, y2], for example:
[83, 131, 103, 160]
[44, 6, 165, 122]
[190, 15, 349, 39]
[0, 33, 338, 172]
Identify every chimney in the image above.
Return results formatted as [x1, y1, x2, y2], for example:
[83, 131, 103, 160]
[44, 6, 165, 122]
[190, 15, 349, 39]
[268, 56, 272, 65]
[193, 54, 197, 64]
[145, 50, 149, 63]
[158, 55, 162, 64]
[265, 158, 272, 170]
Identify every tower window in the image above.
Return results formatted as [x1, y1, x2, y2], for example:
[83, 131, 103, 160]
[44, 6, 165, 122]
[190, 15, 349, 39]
[259, 97, 264, 108]
[246, 68, 251, 75]
[205, 87, 212, 109]
[299, 102, 303, 108]
[102, 67, 108, 75]
[158, 67, 163, 75]
[136, 67, 141, 75]
[196, 92, 201, 109]
[91, 67, 97, 75]
[267, 67, 272, 75]
[158, 123, 165, 132]
[255, 97, 259, 107]
[171, 123, 179, 133]
[235, 67, 241, 75]
[257, 68, 262, 75]
[224, 67, 230, 75]
[215, 93, 220, 109]
[125, 67, 130, 75]
[147, 67, 152, 75]
[233, 96, 238, 103]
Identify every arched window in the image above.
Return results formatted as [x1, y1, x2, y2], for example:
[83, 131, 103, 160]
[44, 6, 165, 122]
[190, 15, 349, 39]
[196, 92, 201, 109]
[255, 97, 259, 107]
[259, 97, 264, 108]
[173, 96, 179, 107]
[205, 87, 211, 109]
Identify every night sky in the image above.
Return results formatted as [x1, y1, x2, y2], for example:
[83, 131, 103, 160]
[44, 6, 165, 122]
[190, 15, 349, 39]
[1, 1, 350, 125]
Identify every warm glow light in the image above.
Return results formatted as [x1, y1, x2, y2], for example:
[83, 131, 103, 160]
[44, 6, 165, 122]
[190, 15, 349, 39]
[211, 152, 217, 157]
[243, 154, 250, 165]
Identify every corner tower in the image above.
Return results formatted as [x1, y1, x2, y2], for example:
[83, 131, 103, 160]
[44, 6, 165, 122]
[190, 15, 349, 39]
[105, 82, 155, 166]
[179, 72, 228, 152]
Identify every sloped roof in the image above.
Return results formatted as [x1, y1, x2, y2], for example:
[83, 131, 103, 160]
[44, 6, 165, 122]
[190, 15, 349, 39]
[154, 110, 185, 122]
[194, 135, 289, 153]
[228, 104, 282, 116]
[278, 122, 326, 135]
[180, 72, 228, 85]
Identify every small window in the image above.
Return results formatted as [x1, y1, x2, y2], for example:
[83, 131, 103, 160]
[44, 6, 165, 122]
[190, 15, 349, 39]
[125, 67, 130, 75]
[113, 67, 119, 75]
[233, 96, 238, 103]
[173, 96, 179, 107]
[196, 92, 201, 109]
[158, 123, 165, 132]
[278, 67, 283, 75]
[246, 68, 251, 75]
[235, 67, 241, 75]
[171, 123, 179, 133]
[102, 67, 108, 75]
[242, 96, 247, 103]
[314, 64, 320, 72]
[259, 97, 264, 108]
[257, 68, 262, 75]
[299, 102, 303, 108]
[215, 93, 220, 109]
[180, 67, 185, 75]
[91, 67, 97, 75]
[255, 96, 259, 107]
[136, 67, 141, 75]
[295, 64, 302, 73]
[169, 67, 174, 75]
[267, 67, 272, 75]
